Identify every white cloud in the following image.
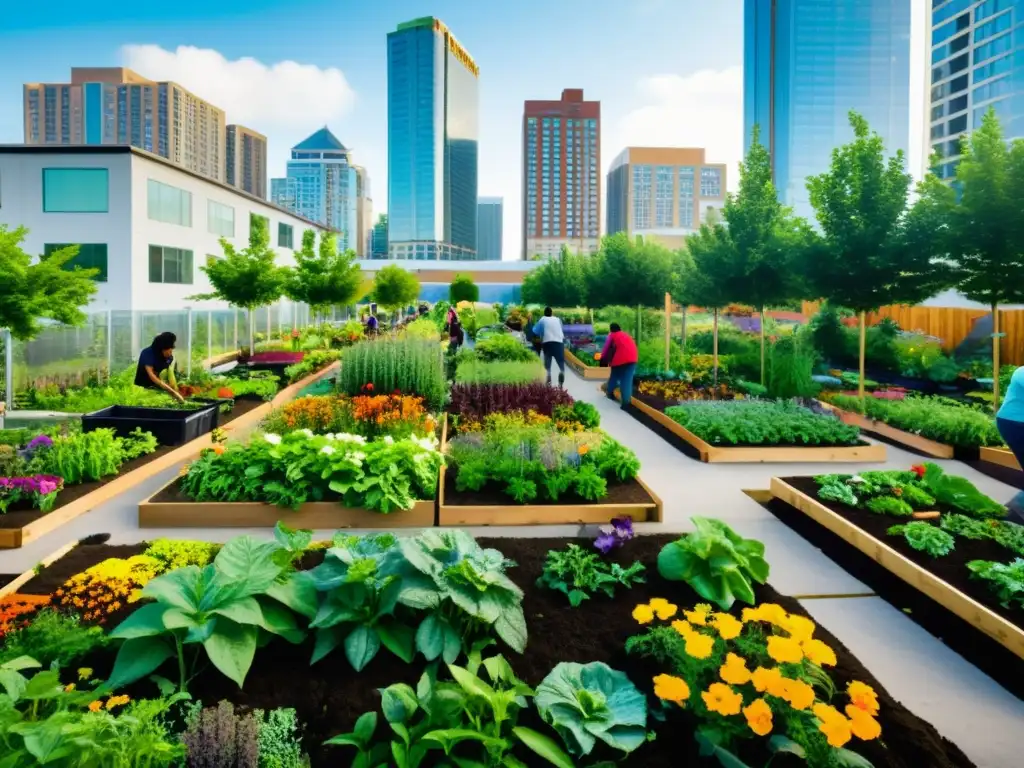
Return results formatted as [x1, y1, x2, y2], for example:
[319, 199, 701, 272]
[120, 44, 356, 136]
[611, 66, 743, 192]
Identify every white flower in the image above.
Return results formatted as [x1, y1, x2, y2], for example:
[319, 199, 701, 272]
[323, 433, 335, 440]
[320, 445, 336, 455]
[299, 428, 314, 438]
[335, 433, 367, 445]
[263, 433, 282, 445]
[384, 436, 394, 445]
[351, 451, 366, 462]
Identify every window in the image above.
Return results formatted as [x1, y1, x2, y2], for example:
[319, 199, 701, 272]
[148, 245, 194, 284]
[278, 222, 294, 248]
[147, 179, 191, 226]
[43, 243, 108, 281]
[948, 114, 968, 135]
[250, 213, 269, 238]
[207, 199, 234, 237]
[42, 168, 109, 212]
[700, 167, 722, 197]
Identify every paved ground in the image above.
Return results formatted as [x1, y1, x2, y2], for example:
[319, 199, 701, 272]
[1, 370, 1021, 766]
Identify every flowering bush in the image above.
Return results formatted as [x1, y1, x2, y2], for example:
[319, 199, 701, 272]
[627, 600, 880, 765]
[249, 351, 305, 365]
[638, 379, 740, 402]
[0, 594, 50, 638]
[263, 394, 434, 440]
[0, 474, 64, 513]
[55, 555, 163, 623]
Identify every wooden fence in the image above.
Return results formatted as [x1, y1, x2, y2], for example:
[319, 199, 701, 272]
[801, 302, 1024, 366]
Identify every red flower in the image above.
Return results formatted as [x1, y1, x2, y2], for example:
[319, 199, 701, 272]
[363, 383, 374, 392]
[911, 464, 926, 478]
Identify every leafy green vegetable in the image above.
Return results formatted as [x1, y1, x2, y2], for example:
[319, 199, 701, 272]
[887, 522, 955, 557]
[865, 496, 914, 517]
[536, 544, 645, 607]
[657, 518, 769, 609]
[817, 478, 858, 507]
[967, 558, 1024, 610]
[534, 661, 647, 757]
[664, 400, 861, 447]
[920, 463, 1005, 519]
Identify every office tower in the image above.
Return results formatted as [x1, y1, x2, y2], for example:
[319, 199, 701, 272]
[269, 127, 358, 252]
[23, 67, 226, 182]
[929, 0, 1024, 180]
[226, 124, 267, 198]
[354, 165, 373, 257]
[476, 197, 503, 261]
[387, 17, 479, 260]
[371, 214, 389, 258]
[522, 88, 600, 260]
[606, 147, 726, 250]
[744, 0, 911, 220]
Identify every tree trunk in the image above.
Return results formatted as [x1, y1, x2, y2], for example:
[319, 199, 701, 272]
[713, 308, 720, 387]
[858, 311, 867, 402]
[681, 308, 688, 370]
[760, 307, 767, 386]
[993, 302, 1002, 413]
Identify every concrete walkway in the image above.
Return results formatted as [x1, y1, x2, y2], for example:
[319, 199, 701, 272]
[0, 371, 1021, 766]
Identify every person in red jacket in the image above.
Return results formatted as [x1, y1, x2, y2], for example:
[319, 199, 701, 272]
[600, 323, 639, 408]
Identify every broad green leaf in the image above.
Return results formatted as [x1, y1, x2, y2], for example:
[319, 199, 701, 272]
[211, 595, 264, 627]
[381, 683, 419, 725]
[354, 711, 378, 744]
[1, 657, 40, 672]
[311, 626, 344, 665]
[140, 566, 206, 612]
[422, 728, 491, 755]
[213, 536, 283, 595]
[20, 670, 63, 701]
[0, 669, 28, 702]
[448, 664, 497, 701]
[266, 572, 319, 618]
[415, 614, 446, 661]
[108, 637, 175, 689]
[377, 619, 415, 663]
[512, 726, 575, 768]
[162, 608, 204, 632]
[834, 748, 875, 768]
[493, 606, 528, 654]
[255, 598, 304, 643]
[769, 735, 806, 757]
[345, 625, 381, 672]
[108, 602, 172, 639]
[11, 718, 78, 763]
[203, 618, 258, 687]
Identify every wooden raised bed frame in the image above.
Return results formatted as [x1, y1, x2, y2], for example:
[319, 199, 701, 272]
[0, 361, 340, 549]
[769, 477, 1024, 661]
[565, 349, 610, 381]
[980, 446, 1022, 472]
[820, 402, 955, 459]
[606, 387, 887, 464]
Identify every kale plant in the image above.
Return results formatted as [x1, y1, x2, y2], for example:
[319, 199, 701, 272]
[887, 522, 955, 557]
[536, 544, 645, 607]
[967, 558, 1024, 610]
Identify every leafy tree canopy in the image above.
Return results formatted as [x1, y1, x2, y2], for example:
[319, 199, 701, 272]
[521, 246, 589, 307]
[680, 224, 733, 310]
[198, 214, 288, 309]
[0, 225, 98, 340]
[586, 233, 674, 308]
[449, 273, 480, 304]
[372, 265, 420, 311]
[285, 229, 364, 314]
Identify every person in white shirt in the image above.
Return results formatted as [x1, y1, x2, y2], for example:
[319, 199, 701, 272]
[532, 306, 566, 387]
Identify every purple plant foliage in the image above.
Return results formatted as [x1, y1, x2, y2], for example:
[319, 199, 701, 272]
[248, 351, 305, 364]
[728, 316, 761, 333]
[25, 434, 53, 454]
[594, 516, 635, 554]
[448, 383, 574, 422]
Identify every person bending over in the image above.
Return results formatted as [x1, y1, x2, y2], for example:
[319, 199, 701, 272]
[533, 307, 566, 387]
[135, 332, 185, 403]
[601, 323, 639, 408]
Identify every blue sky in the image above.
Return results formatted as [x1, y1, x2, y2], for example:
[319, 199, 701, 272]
[2, 0, 745, 258]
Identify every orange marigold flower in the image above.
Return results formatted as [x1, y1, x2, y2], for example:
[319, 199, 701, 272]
[88, 700, 103, 712]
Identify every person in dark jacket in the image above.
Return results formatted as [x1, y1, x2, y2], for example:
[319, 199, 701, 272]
[134, 332, 185, 402]
[600, 323, 639, 408]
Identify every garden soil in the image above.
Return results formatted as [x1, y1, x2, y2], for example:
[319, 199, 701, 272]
[7, 535, 974, 768]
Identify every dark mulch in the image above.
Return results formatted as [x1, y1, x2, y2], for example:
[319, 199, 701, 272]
[441, 467, 654, 507]
[3, 536, 974, 768]
[768, 477, 1024, 700]
[0, 399, 265, 530]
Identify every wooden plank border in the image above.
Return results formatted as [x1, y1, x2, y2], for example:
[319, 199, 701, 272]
[980, 446, 1022, 472]
[0, 361, 340, 549]
[818, 402, 955, 459]
[0, 539, 79, 599]
[605, 386, 887, 464]
[769, 477, 1024, 660]
[565, 349, 610, 381]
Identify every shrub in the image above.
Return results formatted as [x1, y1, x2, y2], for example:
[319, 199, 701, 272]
[664, 401, 861, 447]
[336, 336, 446, 409]
[448, 382, 574, 423]
[475, 334, 535, 362]
[455, 358, 546, 385]
[767, 336, 819, 399]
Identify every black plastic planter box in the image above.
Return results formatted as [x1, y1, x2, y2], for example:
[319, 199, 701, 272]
[82, 403, 220, 446]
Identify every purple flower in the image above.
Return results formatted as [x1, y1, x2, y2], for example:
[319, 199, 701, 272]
[594, 516, 635, 553]
[594, 532, 617, 554]
[25, 434, 53, 454]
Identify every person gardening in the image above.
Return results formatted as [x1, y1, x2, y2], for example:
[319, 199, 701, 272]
[600, 323, 639, 408]
[997, 365, 1024, 518]
[533, 306, 566, 387]
[135, 331, 185, 403]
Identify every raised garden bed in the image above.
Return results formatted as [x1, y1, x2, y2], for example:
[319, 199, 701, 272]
[608, 388, 886, 464]
[82, 402, 221, 446]
[823, 404, 955, 459]
[768, 476, 1024, 663]
[565, 348, 610, 380]
[981, 446, 1022, 472]
[2, 534, 975, 768]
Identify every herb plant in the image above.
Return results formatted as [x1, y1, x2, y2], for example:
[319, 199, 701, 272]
[887, 522, 955, 557]
[474, 334, 537, 363]
[967, 558, 1024, 610]
[664, 400, 861, 447]
[336, 337, 446, 410]
[919, 462, 1005, 519]
[865, 496, 914, 517]
[455, 358, 546, 385]
[536, 544, 646, 606]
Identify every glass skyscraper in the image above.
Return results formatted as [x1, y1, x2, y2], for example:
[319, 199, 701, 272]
[387, 17, 479, 260]
[744, 0, 912, 221]
[930, 0, 1024, 180]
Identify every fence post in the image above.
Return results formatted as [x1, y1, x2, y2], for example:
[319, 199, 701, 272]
[106, 309, 113, 384]
[185, 307, 193, 378]
[3, 329, 13, 415]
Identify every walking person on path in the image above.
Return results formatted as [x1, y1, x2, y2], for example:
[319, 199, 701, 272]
[533, 307, 566, 387]
[996, 365, 1024, 519]
[446, 305, 464, 350]
[600, 323, 639, 409]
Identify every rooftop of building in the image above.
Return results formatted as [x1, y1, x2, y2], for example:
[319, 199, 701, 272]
[478, 196, 504, 205]
[608, 146, 726, 172]
[227, 124, 268, 140]
[292, 127, 348, 153]
[524, 89, 600, 117]
[0, 144, 331, 232]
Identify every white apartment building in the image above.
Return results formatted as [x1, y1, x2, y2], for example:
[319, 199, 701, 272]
[0, 145, 329, 313]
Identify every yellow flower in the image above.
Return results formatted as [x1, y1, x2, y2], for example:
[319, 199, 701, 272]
[766, 635, 804, 664]
[751, 666, 785, 696]
[845, 706, 882, 741]
[653, 674, 690, 705]
[648, 598, 678, 620]
[781, 614, 816, 642]
[684, 609, 708, 626]
[710, 612, 743, 640]
[813, 704, 852, 748]
[632, 604, 655, 624]
[847, 681, 880, 717]
[684, 631, 715, 660]
[105, 694, 130, 710]
[743, 698, 774, 736]
[742, 603, 788, 626]
[802, 638, 837, 667]
[719, 653, 752, 686]
[778, 678, 815, 711]
[88, 701, 103, 713]
[671, 619, 694, 638]
[702, 683, 743, 716]
[64, 684, 75, 693]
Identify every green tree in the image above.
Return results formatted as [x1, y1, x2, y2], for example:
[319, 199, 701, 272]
[946, 108, 1024, 409]
[720, 125, 813, 384]
[197, 213, 288, 353]
[586, 233, 674, 308]
[681, 224, 734, 383]
[285, 229, 364, 323]
[671, 247, 697, 363]
[521, 245, 589, 307]
[802, 112, 950, 398]
[0, 226, 98, 340]
[449, 273, 480, 304]
[372, 265, 420, 313]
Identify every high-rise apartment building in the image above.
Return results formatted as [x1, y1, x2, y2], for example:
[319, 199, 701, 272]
[522, 89, 600, 260]
[370, 214, 389, 259]
[929, 0, 1024, 180]
[744, 0, 911, 220]
[226, 124, 267, 198]
[387, 17, 479, 261]
[476, 197, 503, 261]
[269, 127, 358, 252]
[23, 67, 226, 183]
[606, 148, 726, 250]
[354, 165, 373, 258]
